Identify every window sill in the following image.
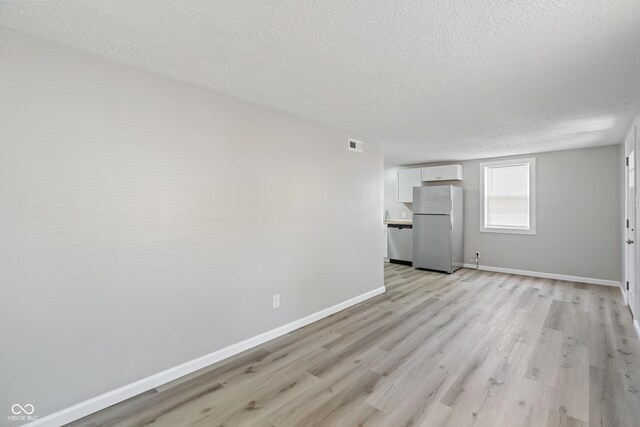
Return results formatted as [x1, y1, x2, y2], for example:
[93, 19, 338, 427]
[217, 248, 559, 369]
[479, 226, 536, 235]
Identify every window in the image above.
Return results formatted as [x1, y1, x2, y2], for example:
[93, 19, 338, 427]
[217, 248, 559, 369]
[479, 158, 536, 234]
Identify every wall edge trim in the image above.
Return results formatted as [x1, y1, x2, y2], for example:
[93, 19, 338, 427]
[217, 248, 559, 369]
[461, 263, 620, 287]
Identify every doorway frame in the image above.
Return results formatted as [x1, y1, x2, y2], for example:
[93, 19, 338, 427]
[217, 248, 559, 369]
[624, 124, 638, 314]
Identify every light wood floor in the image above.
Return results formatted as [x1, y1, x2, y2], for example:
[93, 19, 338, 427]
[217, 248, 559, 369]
[70, 264, 640, 427]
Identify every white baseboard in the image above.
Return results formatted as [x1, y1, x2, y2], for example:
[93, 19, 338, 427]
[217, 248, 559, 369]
[462, 264, 620, 287]
[620, 283, 629, 305]
[634, 319, 640, 340]
[25, 286, 386, 427]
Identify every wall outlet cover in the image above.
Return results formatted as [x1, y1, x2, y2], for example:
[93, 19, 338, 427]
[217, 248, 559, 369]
[348, 138, 364, 153]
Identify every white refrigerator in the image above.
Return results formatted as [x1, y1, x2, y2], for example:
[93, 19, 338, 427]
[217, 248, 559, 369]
[412, 185, 464, 273]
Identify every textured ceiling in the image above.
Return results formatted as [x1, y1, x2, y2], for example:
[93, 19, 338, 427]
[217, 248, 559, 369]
[1, 0, 639, 165]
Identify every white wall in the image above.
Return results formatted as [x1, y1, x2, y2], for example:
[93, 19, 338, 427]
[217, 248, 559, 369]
[620, 142, 627, 299]
[384, 145, 621, 281]
[621, 114, 640, 317]
[0, 26, 383, 423]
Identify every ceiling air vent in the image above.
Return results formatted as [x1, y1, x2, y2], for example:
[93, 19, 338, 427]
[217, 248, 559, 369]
[348, 139, 364, 153]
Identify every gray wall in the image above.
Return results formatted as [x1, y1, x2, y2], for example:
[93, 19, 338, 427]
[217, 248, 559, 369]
[462, 146, 620, 281]
[385, 145, 621, 281]
[0, 26, 383, 422]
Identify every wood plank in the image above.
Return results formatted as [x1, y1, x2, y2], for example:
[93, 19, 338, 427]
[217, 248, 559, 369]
[589, 365, 639, 427]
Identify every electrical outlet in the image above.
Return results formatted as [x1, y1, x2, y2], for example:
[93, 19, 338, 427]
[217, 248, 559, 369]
[272, 294, 280, 309]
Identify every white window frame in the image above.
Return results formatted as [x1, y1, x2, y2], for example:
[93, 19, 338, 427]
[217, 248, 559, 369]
[479, 157, 536, 235]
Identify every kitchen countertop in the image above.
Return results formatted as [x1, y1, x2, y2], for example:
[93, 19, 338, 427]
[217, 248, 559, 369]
[384, 219, 413, 225]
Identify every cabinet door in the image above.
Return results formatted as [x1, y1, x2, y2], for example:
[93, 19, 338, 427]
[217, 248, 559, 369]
[422, 165, 463, 181]
[439, 164, 463, 180]
[421, 166, 441, 181]
[397, 168, 422, 203]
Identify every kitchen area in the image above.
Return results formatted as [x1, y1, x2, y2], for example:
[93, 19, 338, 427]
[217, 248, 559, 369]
[384, 164, 464, 274]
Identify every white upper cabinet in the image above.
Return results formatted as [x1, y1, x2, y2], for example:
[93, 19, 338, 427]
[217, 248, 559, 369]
[397, 168, 422, 203]
[421, 164, 463, 182]
[421, 166, 441, 181]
